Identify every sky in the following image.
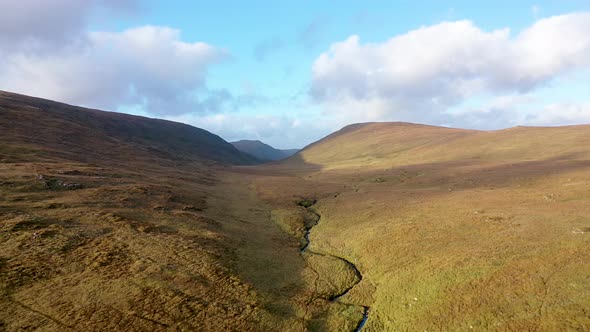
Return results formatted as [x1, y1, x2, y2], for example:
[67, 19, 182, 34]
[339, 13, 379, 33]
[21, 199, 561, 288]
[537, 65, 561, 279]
[1, 1, 589, 148]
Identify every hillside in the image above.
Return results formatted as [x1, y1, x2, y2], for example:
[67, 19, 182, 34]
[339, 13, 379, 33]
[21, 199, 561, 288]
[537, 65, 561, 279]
[292, 122, 590, 169]
[0, 91, 305, 331]
[250, 121, 590, 331]
[0, 91, 258, 165]
[231, 140, 299, 162]
[2, 91, 589, 332]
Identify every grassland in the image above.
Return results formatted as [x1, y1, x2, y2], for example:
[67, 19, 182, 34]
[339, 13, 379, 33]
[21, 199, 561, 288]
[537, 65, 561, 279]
[249, 123, 590, 331]
[0, 157, 302, 331]
[2, 92, 589, 331]
[0, 92, 304, 331]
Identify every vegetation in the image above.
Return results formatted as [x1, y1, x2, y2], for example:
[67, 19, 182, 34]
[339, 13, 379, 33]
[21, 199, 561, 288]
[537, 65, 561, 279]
[1, 92, 589, 331]
[297, 198, 317, 208]
[252, 122, 590, 331]
[0, 92, 301, 331]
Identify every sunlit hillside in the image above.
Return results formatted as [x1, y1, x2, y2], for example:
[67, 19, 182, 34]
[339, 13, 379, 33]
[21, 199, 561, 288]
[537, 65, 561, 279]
[1, 93, 589, 331]
[294, 122, 590, 169]
[252, 122, 590, 331]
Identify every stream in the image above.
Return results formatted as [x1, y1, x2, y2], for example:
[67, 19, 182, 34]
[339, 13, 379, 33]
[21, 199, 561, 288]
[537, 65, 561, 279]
[299, 205, 370, 331]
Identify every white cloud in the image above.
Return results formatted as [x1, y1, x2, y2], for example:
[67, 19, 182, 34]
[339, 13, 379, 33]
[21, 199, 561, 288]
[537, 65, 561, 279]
[0, 25, 227, 115]
[0, 0, 233, 116]
[0, 0, 137, 51]
[167, 112, 330, 149]
[310, 12, 590, 128]
[2, 4, 589, 148]
[450, 94, 535, 129]
[528, 102, 590, 125]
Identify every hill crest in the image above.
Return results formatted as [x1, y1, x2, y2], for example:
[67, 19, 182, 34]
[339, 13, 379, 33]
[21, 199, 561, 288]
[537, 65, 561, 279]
[285, 121, 590, 169]
[0, 90, 258, 165]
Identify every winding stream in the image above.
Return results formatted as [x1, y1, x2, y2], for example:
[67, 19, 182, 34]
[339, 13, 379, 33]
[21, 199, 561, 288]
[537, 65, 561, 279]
[299, 204, 370, 331]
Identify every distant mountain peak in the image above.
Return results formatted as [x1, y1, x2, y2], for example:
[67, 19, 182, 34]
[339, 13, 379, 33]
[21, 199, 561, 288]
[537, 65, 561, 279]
[231, 140, 299, 162]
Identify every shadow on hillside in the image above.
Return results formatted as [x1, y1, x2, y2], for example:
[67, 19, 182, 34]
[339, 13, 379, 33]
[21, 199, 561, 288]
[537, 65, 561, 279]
[230, 151, 590, 204]
[229, 153, 325, 177]
[365, 152, 590, 191]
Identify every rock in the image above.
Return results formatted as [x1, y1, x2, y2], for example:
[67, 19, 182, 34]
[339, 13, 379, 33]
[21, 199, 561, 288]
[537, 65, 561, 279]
[38, 175, 83, 190]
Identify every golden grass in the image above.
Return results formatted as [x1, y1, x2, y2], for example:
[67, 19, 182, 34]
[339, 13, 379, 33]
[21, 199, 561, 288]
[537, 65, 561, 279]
[250, 122, 590, 331]
[294, 122, 590, 170]
[3, 90, 590, 331]
[0, 157, 309, 331]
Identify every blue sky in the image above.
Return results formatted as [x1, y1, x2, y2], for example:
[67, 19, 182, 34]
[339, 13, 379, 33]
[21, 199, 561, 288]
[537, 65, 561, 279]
[1, 1, 590, 148]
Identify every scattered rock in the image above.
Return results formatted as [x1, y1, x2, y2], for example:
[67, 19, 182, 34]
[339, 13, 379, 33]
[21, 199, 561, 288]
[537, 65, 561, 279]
[37, 174, 83, 190]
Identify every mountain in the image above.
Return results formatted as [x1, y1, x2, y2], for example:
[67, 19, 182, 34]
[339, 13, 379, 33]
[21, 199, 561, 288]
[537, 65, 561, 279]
[257, 121, 590, 330]
[2, 90, 589, 332]
[0, 91, 301, 331]
[290, 121, 590, 169]
[280, 148, 300, 157]
[0, 90, 258, 165]
[231, 139, 299, 162]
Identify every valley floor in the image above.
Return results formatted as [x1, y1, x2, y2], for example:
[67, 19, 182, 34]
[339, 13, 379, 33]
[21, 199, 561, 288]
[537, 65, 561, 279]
[0, 159, 301, 331]
[247, 158, 590, 331]
[1, 154, 589, 331]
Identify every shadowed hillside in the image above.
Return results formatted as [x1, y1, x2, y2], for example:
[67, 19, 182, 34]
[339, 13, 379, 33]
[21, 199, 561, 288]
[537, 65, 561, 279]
[0, 91, 258, 165]
[0, 91, 305, 331]
[231, 140, 299, 162]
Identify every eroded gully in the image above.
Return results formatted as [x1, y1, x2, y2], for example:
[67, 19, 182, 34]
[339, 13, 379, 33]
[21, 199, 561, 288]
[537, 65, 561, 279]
[300, 206, 370, 332]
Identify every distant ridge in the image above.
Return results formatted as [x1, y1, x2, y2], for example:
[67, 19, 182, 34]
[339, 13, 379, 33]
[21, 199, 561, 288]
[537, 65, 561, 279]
[0, 90, 258, 165]
[283, 121, 590, 168]
[231, 139, 299, 162]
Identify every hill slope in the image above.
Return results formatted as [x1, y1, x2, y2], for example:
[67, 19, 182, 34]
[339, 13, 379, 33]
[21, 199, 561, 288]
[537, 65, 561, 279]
[292, 122, 590, 169]
[0, 90, 258, 165]
[252, 121, 590, 330]
[3, 92, 589, 332]
[0, 91, 304, 331]
[231, 139, 299, 162]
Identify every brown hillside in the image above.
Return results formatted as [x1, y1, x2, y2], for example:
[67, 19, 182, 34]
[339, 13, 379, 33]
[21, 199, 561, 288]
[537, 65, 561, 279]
[0, 91, 304, 331]
[2, 90, 589, 331]
[0, 90, 258, 165]
[250, 121, 590, 331]
[292, 122, 590, 169]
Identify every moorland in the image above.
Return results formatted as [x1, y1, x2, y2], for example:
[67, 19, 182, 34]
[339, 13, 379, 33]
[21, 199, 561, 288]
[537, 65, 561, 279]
[1, 91, 589, 331]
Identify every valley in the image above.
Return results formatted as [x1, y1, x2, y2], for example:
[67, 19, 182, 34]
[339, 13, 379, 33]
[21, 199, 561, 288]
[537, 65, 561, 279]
[1, 92, 589, 331]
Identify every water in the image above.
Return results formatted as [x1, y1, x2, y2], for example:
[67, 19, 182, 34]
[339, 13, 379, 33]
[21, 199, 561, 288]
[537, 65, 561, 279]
[354, 307, 370, 331]
[299, 205, 371, 331]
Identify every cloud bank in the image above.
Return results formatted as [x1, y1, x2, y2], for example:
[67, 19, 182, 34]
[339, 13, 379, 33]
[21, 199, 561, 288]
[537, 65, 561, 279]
[310, 12, 590, 127]
[1, 5, 590, 148]
[0, 0, 137, 50]
[0, 1, 227, 115]
[164, 12, 590, 148]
